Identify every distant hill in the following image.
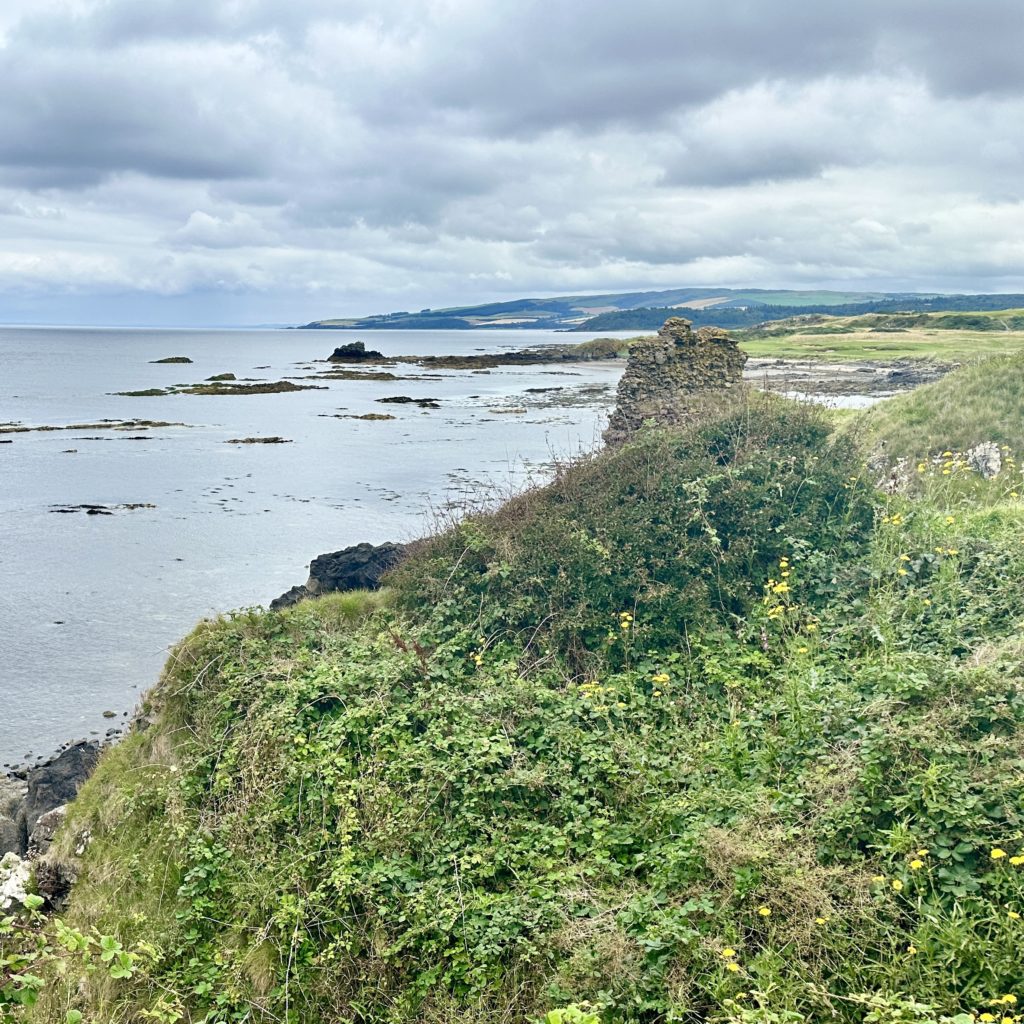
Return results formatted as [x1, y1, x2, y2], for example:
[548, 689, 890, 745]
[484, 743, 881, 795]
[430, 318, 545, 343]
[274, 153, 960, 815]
[297, 289, 1024, 331]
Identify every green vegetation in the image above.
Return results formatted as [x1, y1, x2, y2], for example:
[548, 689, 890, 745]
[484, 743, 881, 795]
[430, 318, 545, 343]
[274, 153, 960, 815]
[9, 361, 1024, 1024]
[735, 310, 1024, 362]
[863, 354, 1024, 457]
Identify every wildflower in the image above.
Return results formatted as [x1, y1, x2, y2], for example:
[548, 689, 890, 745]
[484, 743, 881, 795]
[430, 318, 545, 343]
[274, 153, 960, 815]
[815, 917, 828, 925]
[946, 516, 955, 525]
[1000, 996, 1018, 1006]
[1012, 491, 1020, 499]
[979, 1015, 997, 1023]
[797, 646, 809, 654]
[923, 598, 932, 606]
[916, 849, 929, 857]
[900, 553, 911, 562]
[772, 582, 790, 594]
[910, 860, 925, 871]
[757, 906, 771, 917]
[726, 963, 740, 973]
[1010, 856, 1024, 866]
[652, 690, 662, 698]
[721, 948, 737, 959]
[991, 848, 1008, 860]
[805, 623, 818, 632]
[1009, 911, 1021, 920]
[872, 875, 886, 883]
[907, 945, 918, 955]
[891, 879, 904, 892]
[942, 450, 953, 457]
[898, 568, 909, 576]
[942, 469, 952, 475]
[652, 672, 670, 684]
[917, 463, 927, 472]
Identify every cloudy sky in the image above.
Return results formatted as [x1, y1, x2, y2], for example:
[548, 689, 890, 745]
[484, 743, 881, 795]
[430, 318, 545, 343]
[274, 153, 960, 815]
[2, 0, 1024, 325]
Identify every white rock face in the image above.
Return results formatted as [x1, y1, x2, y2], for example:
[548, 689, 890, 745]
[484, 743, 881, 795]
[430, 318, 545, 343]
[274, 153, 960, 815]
[0, 851, 31, 910]
[966, 442, 1002, 479]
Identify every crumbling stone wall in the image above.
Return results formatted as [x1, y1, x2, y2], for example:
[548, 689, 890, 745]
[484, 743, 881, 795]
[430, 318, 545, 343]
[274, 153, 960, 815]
[603, 317, 747, 446]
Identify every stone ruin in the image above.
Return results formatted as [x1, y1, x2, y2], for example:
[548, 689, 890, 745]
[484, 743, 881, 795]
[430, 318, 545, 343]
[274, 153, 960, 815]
[603, 317, 748, 446]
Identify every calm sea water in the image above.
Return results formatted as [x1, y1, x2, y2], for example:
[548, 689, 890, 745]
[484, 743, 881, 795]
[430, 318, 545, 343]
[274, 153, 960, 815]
[0, 326, 628, 763]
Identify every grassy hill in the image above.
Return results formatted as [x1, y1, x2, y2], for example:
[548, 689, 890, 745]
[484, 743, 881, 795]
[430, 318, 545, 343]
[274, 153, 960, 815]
[7, 362, 1024, 1024]
[298, 291, 1024, 332]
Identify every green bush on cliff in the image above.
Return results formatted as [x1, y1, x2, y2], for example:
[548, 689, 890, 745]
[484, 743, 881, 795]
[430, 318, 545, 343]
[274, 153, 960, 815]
[20, 379, 1024, 1024]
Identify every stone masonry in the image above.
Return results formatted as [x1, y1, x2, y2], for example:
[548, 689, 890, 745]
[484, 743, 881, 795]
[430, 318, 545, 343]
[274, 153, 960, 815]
[603, 317, 748, 446]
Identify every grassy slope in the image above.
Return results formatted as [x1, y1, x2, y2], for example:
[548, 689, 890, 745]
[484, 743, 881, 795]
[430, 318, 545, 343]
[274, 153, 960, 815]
[21, 375, 1024, 1024]
[862, 353, 1024, 456]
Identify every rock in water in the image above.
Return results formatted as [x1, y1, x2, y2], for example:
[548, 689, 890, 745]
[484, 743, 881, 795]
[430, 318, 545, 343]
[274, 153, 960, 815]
[328, 341, 385, 362]
[270, 541, 409, 609]
[603, 317, 747, 446]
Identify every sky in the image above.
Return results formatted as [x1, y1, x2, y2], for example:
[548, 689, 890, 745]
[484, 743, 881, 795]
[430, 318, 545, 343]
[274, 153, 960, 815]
[2, 0, 1024, 326]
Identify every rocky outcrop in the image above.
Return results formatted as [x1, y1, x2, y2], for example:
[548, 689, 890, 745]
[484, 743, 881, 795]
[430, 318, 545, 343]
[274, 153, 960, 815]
[328, 341, 385, 362]
[271, 541, 409, 610]
[1, 741, 99, 858]
[603, 318, 747, 446]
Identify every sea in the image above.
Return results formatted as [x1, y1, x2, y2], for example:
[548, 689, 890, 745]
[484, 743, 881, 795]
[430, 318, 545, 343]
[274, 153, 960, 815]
[0, 326, 630, 764]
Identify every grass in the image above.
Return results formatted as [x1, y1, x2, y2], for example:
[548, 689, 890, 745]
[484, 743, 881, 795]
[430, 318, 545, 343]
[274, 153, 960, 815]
[735, 310, 1024, 361]
[8, 363, 1024, 1024]
[861, 353, 1024, 457]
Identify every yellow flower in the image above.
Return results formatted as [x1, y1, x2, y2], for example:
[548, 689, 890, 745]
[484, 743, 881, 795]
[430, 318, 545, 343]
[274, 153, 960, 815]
[906, 944, 918, 955]
[726, 962, 740, 973]
[872, 875, 886, 883]
[1009, 856, 1024, 866]
[979, 1014, 997, 1022]
[757, 906, 771, 917]
[721, 948, 737, 958]
[923, 598, 932, 606]
[805, 623, 818, 632]
[917, 463, 927, 472]
[945, 516, 955, 525]
[652, 690, 662, 697]
[772, 582, 791, 594]
[1000, 995, 1018, 1006]
[797, 646, 809, 654]
[1008, 911, 1021, 920]
[916, 849, 929, 857]
[909, 860, 924, 871]
[898, 568, 909, 576]
[815, 917, 828, 925]
[900, 553, 911, 562]
[991, 848, 1008, 860]
[891, 879, 904, 892]
[942, 469, 952, 475]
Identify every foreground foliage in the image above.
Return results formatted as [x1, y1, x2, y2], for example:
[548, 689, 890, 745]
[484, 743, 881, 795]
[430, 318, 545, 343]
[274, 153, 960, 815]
[15, 386, 1024, 1023]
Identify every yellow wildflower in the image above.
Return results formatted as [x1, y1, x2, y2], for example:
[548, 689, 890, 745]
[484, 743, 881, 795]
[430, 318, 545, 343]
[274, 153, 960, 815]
[815, 917, 828, 925]
[907, 944, 918, 955]
[916, 849, 929, 856]
[891, 879, 904, 892]
[757, 906, 771, 917]
[991, 848, 1008, 860]
[917, 463, 927, 472]
[910, 860, 924, 871]
[805, 623, 818, 632]
[900, 553, 911, 562]
[946, 516, 955, 525]
[979, 1014, 997, 1023]
[1000, 995, 1018, 1005]
[871, 875, 886, 883]
[772, 582, 790, 594]
[1009, 911, 1021, 920]
[898, 568, 909, 576]
[721, 948, 737, 959]
[1010, 856, 1024, 866]
[797, 646, 809, 654]
[726, 962, 740, 973]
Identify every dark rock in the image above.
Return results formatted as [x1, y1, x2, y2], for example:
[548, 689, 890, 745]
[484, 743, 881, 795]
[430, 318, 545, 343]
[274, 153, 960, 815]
[328, 341, 385, 362]
[206, 373, 237, 381]
[0, 778, 28, 856]
[22, 741, 99, 837]
[376, 396, 441, 408]
[150, 356, 193, 363]
[270, 541, 408, 610]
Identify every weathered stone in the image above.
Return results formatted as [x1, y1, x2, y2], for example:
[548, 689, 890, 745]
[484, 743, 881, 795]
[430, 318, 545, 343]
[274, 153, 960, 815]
[0, 851, 31, 910]
[966, 441, 1002, 479]
[603, 318, 747, 446]
[22, 741, 99, 836]
[28, 805, 66, 858]
[270, 541, 409, 609]
[0, 778, 28, 856]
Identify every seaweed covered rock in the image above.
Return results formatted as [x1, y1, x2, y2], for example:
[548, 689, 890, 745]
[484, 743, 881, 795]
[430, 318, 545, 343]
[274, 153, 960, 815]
[328, 341, 385, 362]
[603, 317, 747, 445]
